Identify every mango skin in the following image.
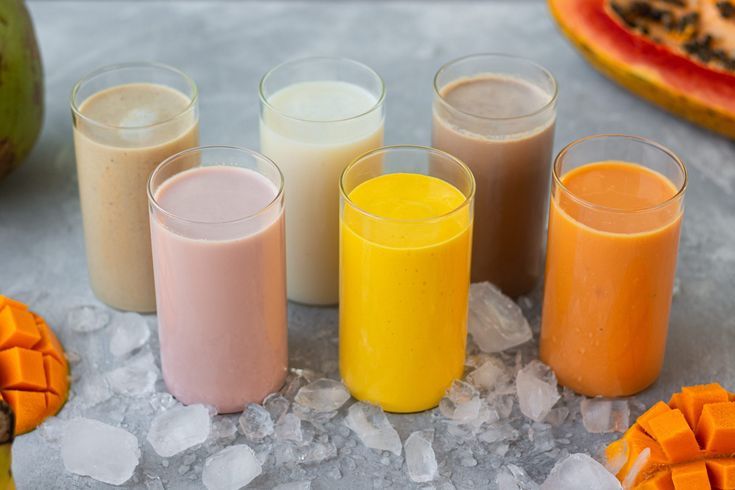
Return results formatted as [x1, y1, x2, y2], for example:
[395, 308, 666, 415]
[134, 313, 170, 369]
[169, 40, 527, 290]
[0, 0, 43, 181]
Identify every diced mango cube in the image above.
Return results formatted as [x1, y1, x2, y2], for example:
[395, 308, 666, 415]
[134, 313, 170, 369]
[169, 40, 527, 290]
[639, 401, 673, 437]
[617, 425, 668, 482]
[705, 459, 735, 490]
[44, 392, 63, 418]
[669, 393, 684, 411]
[696, 402, 735, 453]
[43, 355, 68, 397]
[0, 296, 28, 311]
[33, 319, 66, 367]
[671, 461, 711, 490]
[0, 305, 40, 350]
[647, 409, 701, 463]
[680, 384, 729, 430]
[637, 469, 674, 490]
[0, 347, 47, 390]
[1, 390, 46, 435]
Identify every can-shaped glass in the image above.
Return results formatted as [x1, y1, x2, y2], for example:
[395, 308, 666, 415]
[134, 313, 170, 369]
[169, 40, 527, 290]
[259, 57, 385, 306]
[340, 145, 475, 412]
[432, 53, 557, 298]
[148, 146, 287, 413]
[540, 135, 687, 397]
[71, 62, 199, 312]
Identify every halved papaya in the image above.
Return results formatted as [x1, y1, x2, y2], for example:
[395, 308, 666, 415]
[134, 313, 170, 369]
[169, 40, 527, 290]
[548, 0, 735, 138]
[0, 296, 69, 434]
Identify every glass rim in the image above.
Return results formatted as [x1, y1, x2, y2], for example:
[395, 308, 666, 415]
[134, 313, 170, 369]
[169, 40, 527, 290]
[70, 61, 199, 131]
[553, 134, 688, 214]
[339, 144, 476, 224]
[433, 53, 558, 122]
[258, 56, 386, 124]
[147, 145, 285, 226]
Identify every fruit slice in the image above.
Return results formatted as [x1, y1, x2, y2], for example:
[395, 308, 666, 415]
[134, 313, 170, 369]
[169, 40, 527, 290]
[705, 459, 735, 490]
[646, 409, 701, 463]
[548, 0, 735, 138]
[606, 384, 735, 489]
[671, 461, 711, 489]
[679, 384, 729, 430]
[0, 297, 69, 434]
[696, 402, 735, 453]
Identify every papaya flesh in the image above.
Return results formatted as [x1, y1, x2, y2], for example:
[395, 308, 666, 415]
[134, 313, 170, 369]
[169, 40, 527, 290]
[0, 0, 44, 180]
[548, 0, 735, 139]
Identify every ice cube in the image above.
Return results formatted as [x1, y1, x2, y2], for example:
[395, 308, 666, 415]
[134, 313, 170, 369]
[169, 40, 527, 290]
[528, 423, 555, 453]
[109, 312, 150, 357]
[275, 413, 303, 442]
[545, 406, 570, 427]
[60, 418, 140, 485]
[202, 444, 262, 490]
[439, 380, 481, 423]
[106, 350, 158, 396]
[516, 361, 560, 422]
[146, 404, 211, 457]
[466, 357, 508, 391]
[281, 373, 310, 400]
[581, 399, 630, 433]
[274, 482, 311, 490]
[496, 464, 539, 490]
[211, 416, 238, 442]
[540, 453, 622, 490]
[238, 404, 274, 440]
[119, 107, 160, 128]
[264, 392, 290, 422]
[294, 378, 350, 412]
[66, 305, 110, 333]
[404, 430, 438, 483]
[149, 392, 178, 412]
[468, 282, 532, 352]
[344, 402, 402, 456]
[75, 373, 113, 407]
[479, 423, 519, 444]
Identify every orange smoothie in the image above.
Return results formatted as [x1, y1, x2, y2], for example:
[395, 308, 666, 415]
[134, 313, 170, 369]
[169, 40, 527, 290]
[540, 160, 684, 397]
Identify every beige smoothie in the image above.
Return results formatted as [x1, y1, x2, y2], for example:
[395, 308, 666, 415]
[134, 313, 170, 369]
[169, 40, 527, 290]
[432, 74, 555, 297]
[73, 82, 198, 312]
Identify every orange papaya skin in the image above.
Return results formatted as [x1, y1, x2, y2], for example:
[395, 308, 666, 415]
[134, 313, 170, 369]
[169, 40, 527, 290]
[548, 0, 735, 139]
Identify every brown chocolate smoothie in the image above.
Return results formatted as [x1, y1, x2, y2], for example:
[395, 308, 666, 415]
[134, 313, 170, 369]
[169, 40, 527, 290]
[432, 74, 555, 297]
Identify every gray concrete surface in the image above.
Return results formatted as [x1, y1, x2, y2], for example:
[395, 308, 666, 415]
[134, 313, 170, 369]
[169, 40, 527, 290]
[2, 0, 734, 488]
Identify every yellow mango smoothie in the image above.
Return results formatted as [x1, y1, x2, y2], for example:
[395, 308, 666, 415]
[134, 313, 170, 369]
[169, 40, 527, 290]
[340, 147, 475, 413]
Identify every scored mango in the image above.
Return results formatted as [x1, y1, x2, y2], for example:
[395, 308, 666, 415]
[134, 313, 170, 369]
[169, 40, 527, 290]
[606, 383, 735, 489]
[0, 295, 69, 434]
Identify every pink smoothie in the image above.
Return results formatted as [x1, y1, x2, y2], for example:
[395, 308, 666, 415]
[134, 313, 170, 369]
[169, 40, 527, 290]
[150, 165, 287, 413]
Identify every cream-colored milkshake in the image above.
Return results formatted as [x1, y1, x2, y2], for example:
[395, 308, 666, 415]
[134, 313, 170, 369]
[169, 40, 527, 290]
[72, 65, 198, 312]
[259, 58, 385, 305]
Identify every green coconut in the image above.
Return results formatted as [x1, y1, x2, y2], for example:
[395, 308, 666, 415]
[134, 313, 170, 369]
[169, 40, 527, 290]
[0, 0, 43, 180]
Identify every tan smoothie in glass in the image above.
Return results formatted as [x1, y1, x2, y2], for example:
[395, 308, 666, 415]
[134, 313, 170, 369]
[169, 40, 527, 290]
[72, 65, 199, 312]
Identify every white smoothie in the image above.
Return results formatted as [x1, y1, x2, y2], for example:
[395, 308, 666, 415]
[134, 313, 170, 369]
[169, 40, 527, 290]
[260, 81, 384, 305]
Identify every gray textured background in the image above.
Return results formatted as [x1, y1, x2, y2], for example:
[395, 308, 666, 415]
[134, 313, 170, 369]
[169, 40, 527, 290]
[2, 0, 734, 488]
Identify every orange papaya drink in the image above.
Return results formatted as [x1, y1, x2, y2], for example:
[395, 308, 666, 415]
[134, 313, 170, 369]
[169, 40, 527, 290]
[540, 135, 687, 397]
[339, 146, 475, 412]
